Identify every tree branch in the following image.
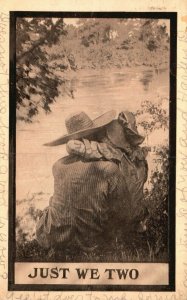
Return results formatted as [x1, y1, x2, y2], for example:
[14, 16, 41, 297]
[16, 18, 63, 62]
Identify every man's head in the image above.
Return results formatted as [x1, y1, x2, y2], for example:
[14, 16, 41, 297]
[44, 110, 116, 146]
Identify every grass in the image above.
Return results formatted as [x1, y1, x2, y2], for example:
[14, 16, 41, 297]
[16, 192, 168, 263]
[16, 234, 168, 263]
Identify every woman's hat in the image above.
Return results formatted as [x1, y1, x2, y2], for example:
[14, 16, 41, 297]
[44, 110, 116, 146]
[106, 111, 145, 149]
[118, 111, 145, 145]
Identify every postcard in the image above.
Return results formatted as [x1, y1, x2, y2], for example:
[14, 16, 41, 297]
[0, 0, 187, 299]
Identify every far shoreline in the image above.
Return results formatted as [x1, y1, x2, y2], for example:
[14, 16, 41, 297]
[60, 63, 170, 80]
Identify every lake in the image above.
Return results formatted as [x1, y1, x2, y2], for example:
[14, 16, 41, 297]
[16, 66, 169, 202]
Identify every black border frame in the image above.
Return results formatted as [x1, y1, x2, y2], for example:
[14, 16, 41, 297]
[9, 11, 177, 292]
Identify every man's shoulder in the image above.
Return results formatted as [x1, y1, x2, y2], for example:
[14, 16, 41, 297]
[100, 160, 121, 178]
[55, 155, 79, 165]
[52, 155, 79, 173]
[52, 156, 120, 176]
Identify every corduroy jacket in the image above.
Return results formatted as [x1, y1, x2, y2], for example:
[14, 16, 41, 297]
[36, 154, 144, 250]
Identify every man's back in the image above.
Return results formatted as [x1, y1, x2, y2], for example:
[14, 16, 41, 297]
[36, 155, 132, 250]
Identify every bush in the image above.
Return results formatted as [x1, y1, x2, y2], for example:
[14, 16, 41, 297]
[145, 146, 169, 258]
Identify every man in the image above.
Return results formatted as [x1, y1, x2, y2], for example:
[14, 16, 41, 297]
[36, 110, 148, 251]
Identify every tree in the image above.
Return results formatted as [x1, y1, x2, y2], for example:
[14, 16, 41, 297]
[139, 19, 169, 52]
[78, 18, 120, 47]
[16, 17, 74, 122]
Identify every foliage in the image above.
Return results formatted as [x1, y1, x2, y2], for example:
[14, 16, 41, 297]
[16, 192, 44, 243]
[139, 20, 168, 51]
[57, 18, 169, 70]
[147, 38, 159, 51]
[145, 146, 169, 256]
[134, 98, 169, 258]
[16, 18, 76, 122]
[136, 99, 169, 134]
[78, 19, 120, 46]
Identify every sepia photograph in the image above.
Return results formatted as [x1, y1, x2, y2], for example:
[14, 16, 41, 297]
[9, 12, 176, 290]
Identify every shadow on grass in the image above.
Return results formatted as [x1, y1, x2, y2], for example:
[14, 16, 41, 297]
[16, 230, 168, 263]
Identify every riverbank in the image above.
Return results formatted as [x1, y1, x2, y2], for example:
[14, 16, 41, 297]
[48, 19, 170, 72]
[50, 41, 169, 72]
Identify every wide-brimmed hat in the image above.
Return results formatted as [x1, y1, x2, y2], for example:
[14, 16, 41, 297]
[44, 110, 116, 146]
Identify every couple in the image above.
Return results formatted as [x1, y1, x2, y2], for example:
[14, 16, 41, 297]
[36, 110, 149, 252]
